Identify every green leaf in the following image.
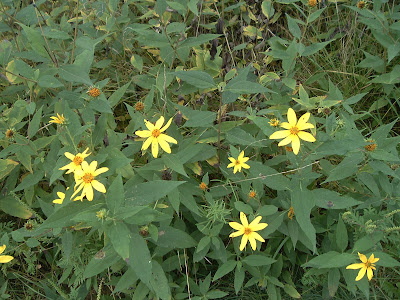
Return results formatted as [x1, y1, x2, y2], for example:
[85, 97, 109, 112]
[157, 226, 197, 248]
[108, 82, 131, 107]
[163, 154, 188, 177]
[83, 244, 120, 279]
[130, 54, 143, 72]
[14, 170, 45, 192]
[0, 159, 19, 180]
[150, 261, 171, 300]
[37, 75, 64, 88]
[301, 41, 331, 56]
[286, 14, 301, 39]
[17, 23, 49, 58]
[336, 216, 348, 252]
[176, 104, 216, 127]
[292, 190, 316, 252]
[178, 34, 221, 48]
[59, 64, 92, 85]
[261, 0, 275, 19]
[234, 266, 245, 294]
[302, 251, 355, 268]
[284, 284, 301, 299]
[28, 106, 42, 139]
[108, 222, 131, 260]
[323, 152, 363, 183]
[234, 202, 252, 215]
[125, 180, 185, 206]
[213, 260, 236, 281]
[226, 127, 260, 147]
[373, 252, 400, 267]
[242, 255, 276, 266]
[206, 290, 229, 299]
[328, 269, 340, 298]
[0, 196, 33, 219]
[257, 205, 278, 216]
[114, 268, 138, 294]
[175, 70, 216, 89]
[129, 233, 152, 284]
[106, 175, 125, 215]
[312, 189, 361, 209]
[196, 236, 211, 253]
[224, 81, 272, 94]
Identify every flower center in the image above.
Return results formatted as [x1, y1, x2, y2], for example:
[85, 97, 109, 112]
[235, 160, 241, 165]
[365, 262, 371, 268]
[244, 227, 252, 235]
[152, 129, 161, 138]
[290, 126, 299, 135]
[73, 156, 83, 166]
[82, 173, 94, 184]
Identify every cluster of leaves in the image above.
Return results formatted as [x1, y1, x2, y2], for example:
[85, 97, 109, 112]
[1, 0, 400, 299]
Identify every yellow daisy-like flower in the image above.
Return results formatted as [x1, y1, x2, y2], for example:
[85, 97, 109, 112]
[59, 148, 91, 174]
[229, 212, 268, 251]
[0, 245, 14, 264]
[227, 151, 250, 174]
[346, 252, 379, 281]
[49, 113, 66, 125]
[269, 108, 316, 155]
[135, 116, 178, 158]
[268, 118, 280, 127]
[71, 161, 109, 201]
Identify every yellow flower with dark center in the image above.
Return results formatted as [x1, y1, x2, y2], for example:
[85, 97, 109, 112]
[0, 245, 14, 264]
[72, 161, 109, 201]
[269, 108, 316, 155]
[269, 118, 280, 127]
[229, 212, 268, 251]
[59, 148, 91, 174]
[357, 1, 365, 9]
[346, 252, 379, 281]
[227, 151, 250, 174]
[49, 113, 66, 125]
[288, 206, 295, 220]
[5, 129, 15, 139]
[88, 87, 101, 97]
[135, 116, 178, 158]
[135, 101, 144, 111]
[199, 182, 208, 190]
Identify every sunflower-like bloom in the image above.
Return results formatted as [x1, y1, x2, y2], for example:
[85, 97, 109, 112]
[269, 108, 316, 155]
[346, 252, 379, 281]
[227, 151, 250, 174]
[229, 212, 268, 251]
[59, 148, 91, 174]
[0, 245, 14, 264]
[49, 113, 66, 125]
[269, 118, 280, 127]
[71, 161, 108, 201]
[135, 116, 178, 158]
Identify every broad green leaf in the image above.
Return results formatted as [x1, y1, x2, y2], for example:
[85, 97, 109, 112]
[286, 14, 301, 39]
[328, 269, 340, 297]
[108, 222, 131, 259]
[196, 236, 211, 253]
[17, 23, 49, 58]
[108, 82, 131, 107]
[224, 81, 273, 94]
[163, 154, 188, 177]
[234, 266, 245, 294]
[0, 196, 33, 219]
[284, 284, 301, 299]
[0, 159, 19, 180]
[178, 34, 221, 48]
[323, 152, 363, 183]
[175, 70, 216, 89]
[336, 216, 348, 252]
[59, 64, 92, 85]
[83, 244, 120, 279]
[176, 104, 216, 127]
[301, 41, 331, 56]
[28, 106, 42, 139]
[257, 205, 278, 216]
[130, 54, 143, 72]
[312, 189, 361, 209]
[261, 0, 275, 19]
[125, 180, 185, 206]
[14, 170, 45, 192]
[150, 261, 171, 300]
[373, 252, 400, 267]
[106, 175, 125, 215]
[38, 75, 64, 88]
[213, 260, 236, 281]
[242, 255, 276, 266]
[302, 251, 355, 268]
[114, 267, 138, 294]
[129, 233, 152, 284]
[234, 201, 252, 215]
[157, 226, 197, 249]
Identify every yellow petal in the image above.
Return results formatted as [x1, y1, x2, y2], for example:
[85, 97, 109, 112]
[278, 135, 293, 147]
[297, 131, 316, 142]
[144, 119, 154, 131]
[158, 137, 172, 153]
[238, 151, 245, 160]
[53, 199, 63, 204]
[355, 266, 367, 281]
[142, 137, 153, 151]
[151, 138, 159, 158]
[155, 116, 165, 129]
[249, 236, 257, 250]
[249, 216, 262, 227]
[229, 222, 244, 231]
[358, 252, 368, 263]
[228, 157, 236, 163]
[64, 152, 75, 160]
[287, 108, 297, 126]
[291, 135, 300, 155]
[81, 161, 89, 171]
[94, 167, 109, 176]
[233, 165, 240, 173]
[241, 156, 249, 163]
[241, 163, 250, 169]
[135, 130, 152, 138]
[250, 232, 265, 242]
[346, 263, 364, 270]
[270, 130, 291, 140]
[371, 257, 379, 263]
[159, 134, 177, 144]
[229, 230, 244, 238]
[89, 161, 98, 173]
[84, 184, 94, 201]
[0, 255, 14, 263]
[250, 222, 268, 231]
[160, 118, 173, 132]
[227, 162, 235, 169]
[297, 123, 314, 131]
[91, 180, 106, 193]
[0, 245, 5, 255]
[239, 235, 248, 251]
[280, 122, 291, 129]
[296, 112, 310, 128]
[240, 212, 248, 227]
[367, 267, 374, 280]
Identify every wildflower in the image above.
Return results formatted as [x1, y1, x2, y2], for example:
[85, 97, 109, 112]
[199, 182, 208, 191]
[135, 101, 144, 111]
[346, 252, 379, 281]
[269, 108, 316, 155]
[269, 118, 280, 127]
[135, 116, 178, 158]
[229, 212, 268, 251]
[72, 161, 109, 201]
[59, 148, 91, 174]
[227, 151, 250, 174]
[0, 245, 14, 264]
[309, 0, 317, 7]
[87, 86, 101, 97]
[53, 191, 66, 204]
[49, 113, 66, 125]
[288, 206, 294, 220]
[5, 128, 15, 140]
[357, 1, 365, 9]
[365, 139, 377, 152]
[248, 191, 256, 199]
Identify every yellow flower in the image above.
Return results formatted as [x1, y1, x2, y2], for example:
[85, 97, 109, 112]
[87, 86, 101, 97]
[0, 245, 14, 264]
[135, 116, 178, 158]
[71, 161, 109, 201]
[199, 182, 208, 191]
[269, 118, 280, 127]
[49, 113, 66, 125]
[53, 191, 66, 204]
[269, 108, 316, 155]
[227, 151, 250, 174]
[229, 212, 268, 251]
[357, 1, 365, 9]
[346, 252, 379, 281]
[59, 148, 91, 174]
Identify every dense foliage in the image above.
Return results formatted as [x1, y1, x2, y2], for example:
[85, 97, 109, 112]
[1, 0, 400, 299]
